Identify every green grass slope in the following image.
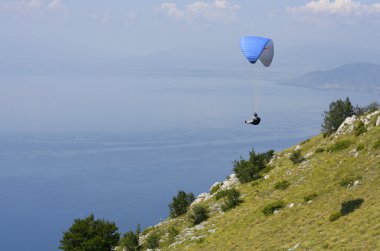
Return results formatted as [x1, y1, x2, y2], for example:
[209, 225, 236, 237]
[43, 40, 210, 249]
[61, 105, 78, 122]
[141, 112, 380, 251]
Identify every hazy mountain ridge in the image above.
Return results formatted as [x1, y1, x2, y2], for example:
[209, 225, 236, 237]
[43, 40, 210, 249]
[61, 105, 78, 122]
[278, 62, 380, 93]
[2, 36, 380, 77]
[137, 111, 380, 250]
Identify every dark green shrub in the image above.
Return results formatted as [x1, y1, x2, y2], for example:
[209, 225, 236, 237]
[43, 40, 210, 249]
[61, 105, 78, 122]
[210, 183, 222, 195]
[168, 227, 179, 242]
[274, 180, 290, 190]
[221, 188, 241, 212]
[354, 121, 367, 136]
[120, 231, 139, 251]
[301, 138, 310, 145]
[340, 176, 361, 187]
[196, 238, 205, 244]
[135, 224, 141, 237]
[189, 205, 209, 226]
[169, 191, 195, 218]
[59, 214, 120, 251]
[142, 226, 154, 235]
[145, 233, 160, 249]
[322, 97, 354, 136]
[374, 140, 380, 149]
[251, 180, 260, 187]
[327, 140, 352, 152]
[329, 211, 342, 222]
[315, 147, 325, 153]
[262, 201, 285, 216]
[233, 149, 274, 183]
[303, 193, 318, 202]
[340, 178, 355, 187]
[214, 189, 229, 201]
[354, 102, 379, 116]
[356, 144, 365, 151]
[289, 150, 305, 164]
[365, 102, 380, 113]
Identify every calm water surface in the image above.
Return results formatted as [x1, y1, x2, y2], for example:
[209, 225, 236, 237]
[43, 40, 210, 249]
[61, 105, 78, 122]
[0, 72, 378, 250]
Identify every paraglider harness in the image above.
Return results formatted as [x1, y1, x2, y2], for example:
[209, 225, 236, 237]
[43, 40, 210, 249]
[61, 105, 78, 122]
[245, 113, 261, 125]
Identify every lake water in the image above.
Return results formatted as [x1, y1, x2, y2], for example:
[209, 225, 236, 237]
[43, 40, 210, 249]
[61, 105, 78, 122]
[0, 71, 378, 250]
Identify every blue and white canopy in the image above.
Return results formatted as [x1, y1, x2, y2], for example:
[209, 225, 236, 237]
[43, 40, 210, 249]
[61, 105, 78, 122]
[240, 36, 274, 67]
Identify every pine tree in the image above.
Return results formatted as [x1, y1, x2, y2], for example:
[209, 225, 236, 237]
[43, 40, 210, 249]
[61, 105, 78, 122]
[59, 214, 119, 251]
[322, 97, 354, 136]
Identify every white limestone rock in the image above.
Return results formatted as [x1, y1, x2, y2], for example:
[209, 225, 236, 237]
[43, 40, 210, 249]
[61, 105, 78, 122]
[336, 115, 356, 136]
[193, 224, 205, 231]
[220, 174, 239, 190]
[353, 180, 360, 187]
[299, 160, 309, 169]
[181, 228, 194, 238]
[210, 203, 222, 213]
[209, 182, 222, 194]
[288, 243, 300, 251]
[208, 229, 216, 234]
[304, 152, 314, 159]
[349, 148, 358, 157]
[190, 235, 205, 242]
[191, 193, 211, 206]
[335, 110, 379, 136]
[376, 116, 380, 126]
[294, 145, 301, 151]
[268, 154, 278, 166]
[362, 118, 371, 126]
[285, 170, 293, 176]
[361, 110, 379, 125]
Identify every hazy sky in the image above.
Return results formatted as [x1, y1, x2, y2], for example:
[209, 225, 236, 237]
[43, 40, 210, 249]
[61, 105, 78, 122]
[1, 0, 380, 132]
[1, 0, 380, 69]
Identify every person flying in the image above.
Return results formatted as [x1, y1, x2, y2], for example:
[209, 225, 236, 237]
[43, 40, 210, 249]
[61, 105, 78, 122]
[245, 113, 261, 125]
[240, 36, 273, 127]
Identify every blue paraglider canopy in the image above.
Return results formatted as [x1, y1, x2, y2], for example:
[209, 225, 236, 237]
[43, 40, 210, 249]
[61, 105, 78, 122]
[240, 36, 274, 67]
[240, 35, 274, 126]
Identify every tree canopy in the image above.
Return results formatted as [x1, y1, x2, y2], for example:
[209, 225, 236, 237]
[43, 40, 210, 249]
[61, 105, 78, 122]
[233, 149, 274, 183]
[59, 214, 120, 251]
[120, 231, 140, 251]
[322, 97, 354, 136]
[169, 190, 195, 218]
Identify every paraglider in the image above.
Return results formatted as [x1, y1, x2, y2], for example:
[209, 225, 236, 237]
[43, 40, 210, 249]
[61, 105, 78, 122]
[240, 36, 274, 126]
[245, 112, 261, 125]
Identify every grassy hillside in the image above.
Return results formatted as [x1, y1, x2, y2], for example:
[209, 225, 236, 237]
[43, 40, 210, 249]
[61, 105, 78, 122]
[140, 111, 380, 251]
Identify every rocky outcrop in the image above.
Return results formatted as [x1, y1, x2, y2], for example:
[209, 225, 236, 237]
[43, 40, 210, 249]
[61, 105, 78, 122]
[220, 174, 239, 190]
[191, 193, 211, 206]
[335, 115, 357, 136]
[191, 174, 239, 207]
[335, 110, 380, 136]
[209, 182, 222, 194]
[364, 110, 379, 125]
[304, 152, 314, 159]
[376, 116, 380, 126]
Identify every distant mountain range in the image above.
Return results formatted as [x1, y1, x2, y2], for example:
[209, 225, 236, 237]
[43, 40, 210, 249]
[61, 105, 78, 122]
[278, 62, 380, 93]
